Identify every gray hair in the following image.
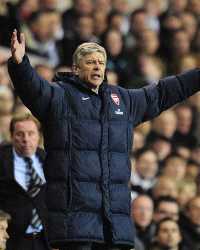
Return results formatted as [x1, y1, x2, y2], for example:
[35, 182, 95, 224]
[72, 42, 107, 66]
[0, 210, 11, 221]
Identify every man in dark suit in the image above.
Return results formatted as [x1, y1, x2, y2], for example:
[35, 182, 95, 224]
[0, 113, 49, 250]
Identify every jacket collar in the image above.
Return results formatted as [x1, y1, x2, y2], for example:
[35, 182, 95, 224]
[53, 72, 109, 95]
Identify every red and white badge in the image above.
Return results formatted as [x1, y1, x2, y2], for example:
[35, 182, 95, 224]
[111, 93, 120, 106]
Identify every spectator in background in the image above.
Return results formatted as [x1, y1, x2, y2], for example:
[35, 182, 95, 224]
[0, 86, 14, 117]
[93, 11, 108, 39]
[35, 64, 55, 81]
[60, 15, 98, 67]
[0, 210, 11, 250]
[147, 110, 177, 140]
[131, 129, 145, 153]
[179, 196, 200, 250]
[94, 0, 111, 15]
[177, 181, 197, 209]
[0, 85, 14, 143]
[153, 196, 180, 223]
[149, 218, 186, 250]
[131, 195, 155, 250]
[0, 62, 12, 87]
[187, 0, 200, 20]
[161, 154, 187, 185]
[102, 29, 130, 85]
[152, 176, 178, 199]
[125, 8, 148, 51]
[0, 114, 48, 250]
[130, 148, 158, 195]
[15, 0, 40, 23]
[21, 9, 63, 67]
[180, 12, 198, 42]
[62, 0, 93, 34]
[184, 159, 200, 182]
[173, 104, 197, 148]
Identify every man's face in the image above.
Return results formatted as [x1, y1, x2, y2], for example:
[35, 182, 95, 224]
[11, 120, 40, 157]
[75, 52, 106, 89]
[131, 196, 153, 228]
[157, 220, 182, 248]
[187, 197, 200, 225]
[0, 220, 9, 250]
[154, 202, 179, 222]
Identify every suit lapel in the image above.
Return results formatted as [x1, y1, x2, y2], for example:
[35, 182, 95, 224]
[3, 146, 15, 180]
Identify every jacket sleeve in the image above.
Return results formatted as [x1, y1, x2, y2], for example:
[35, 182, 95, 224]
[128, 69, 200, 127]
[7, 55, 57, 121]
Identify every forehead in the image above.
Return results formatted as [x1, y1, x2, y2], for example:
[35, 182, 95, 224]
[0, 220, 8, 229]
[82, 52, 105, 62]
[14, 120, 38, 132]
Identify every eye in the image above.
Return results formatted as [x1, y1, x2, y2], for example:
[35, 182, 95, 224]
[86, 61, 93, 64]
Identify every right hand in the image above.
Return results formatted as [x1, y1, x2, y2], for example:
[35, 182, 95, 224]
[10, 29, 25, 64]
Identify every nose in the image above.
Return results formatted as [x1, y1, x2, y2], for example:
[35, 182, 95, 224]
[94, 62, 100, 69]
[22, 133, 29, 142]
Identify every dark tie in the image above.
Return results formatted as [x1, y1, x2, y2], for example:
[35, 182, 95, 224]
[24, 157, 43, 229]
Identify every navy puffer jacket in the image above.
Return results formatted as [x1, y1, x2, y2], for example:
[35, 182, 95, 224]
[8, 56, 200, 248]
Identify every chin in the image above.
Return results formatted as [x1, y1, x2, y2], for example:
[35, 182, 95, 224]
[87, 81, 102, 88]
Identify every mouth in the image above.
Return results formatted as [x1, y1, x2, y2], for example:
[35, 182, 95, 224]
[91, 73, 102, 80]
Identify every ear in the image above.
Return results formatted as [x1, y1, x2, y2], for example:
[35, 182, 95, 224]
[72, 64, 79, 75]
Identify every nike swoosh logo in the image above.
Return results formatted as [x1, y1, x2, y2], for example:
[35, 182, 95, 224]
[81, 97, 90, 100]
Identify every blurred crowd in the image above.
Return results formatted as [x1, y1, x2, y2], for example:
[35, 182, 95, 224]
[0, 0, 200, 249]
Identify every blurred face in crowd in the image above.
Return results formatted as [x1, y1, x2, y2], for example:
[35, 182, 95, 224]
[0, 64, 11, 86]
[157, 220, 182, 248]
[179, 55, 197, 72]
[93, 12, 108, 36]
[112, 0, 129, 14]
[132, 131, 145, 152]
[181, 12, 198, 41]
[131, 195, 154, 229]
[163, 156, 186, 180]
[172, 30, 190, 56]
[75, 52, 106, 89]
[74, 0, 93, 15]
[169, 0, 188, 13]
[76, 16, 94, 40]
[154, 201, 179, 222]
[175, 105, 192, 134]
[105, 30, 123, 57]
[35, 65, 54, 81]
[163, 15, 182, 31]
[11, 120, 40, 157]
[152, 110, 177, 138]
[0, 219, 9, 250]
[94, 0, 111, 13]
[186, 196, 200, 225]
[0, 86, 14, 115]
[138, 29, 159, 55]
[153, 177, 178, 199]
[31, 12, 62, 42]
[188, 0, 200, 15]
[178, 182, 197, 208]
[136, 150, 158, 179]
[130, 11, 147, 34]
